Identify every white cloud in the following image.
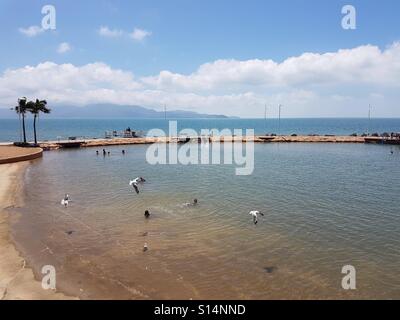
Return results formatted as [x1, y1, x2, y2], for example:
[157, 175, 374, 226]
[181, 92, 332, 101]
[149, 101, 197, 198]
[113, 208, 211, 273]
[97, 26, 152, 42]
[57, 42, 71, 54]
[98, 26, 123, 38]
[143, 43, 400, 93]
[1, 43, 399, 117]
[129, 28, 152, 41]
[18, 25, 45, 37]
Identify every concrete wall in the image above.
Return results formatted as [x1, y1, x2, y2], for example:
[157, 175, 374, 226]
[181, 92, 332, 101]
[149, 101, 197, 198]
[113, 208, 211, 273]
[0, 149, 43, 165]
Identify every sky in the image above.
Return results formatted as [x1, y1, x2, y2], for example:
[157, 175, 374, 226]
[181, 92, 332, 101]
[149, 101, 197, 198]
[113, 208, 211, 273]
[0, 0, 399, 118]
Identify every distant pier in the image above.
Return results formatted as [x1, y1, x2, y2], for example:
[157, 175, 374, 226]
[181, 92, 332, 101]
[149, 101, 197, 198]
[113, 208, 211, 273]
[38, 135, 367, 150]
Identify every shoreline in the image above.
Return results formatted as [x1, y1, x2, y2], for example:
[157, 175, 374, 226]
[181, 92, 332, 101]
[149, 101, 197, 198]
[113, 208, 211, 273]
[0, 162, 75, 300]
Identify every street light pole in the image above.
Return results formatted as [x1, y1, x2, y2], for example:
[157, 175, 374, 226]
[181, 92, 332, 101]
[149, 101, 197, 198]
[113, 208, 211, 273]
[264, 104, 267, 134]
[368, 104, 372, 135]
[278, 104, 282, 136]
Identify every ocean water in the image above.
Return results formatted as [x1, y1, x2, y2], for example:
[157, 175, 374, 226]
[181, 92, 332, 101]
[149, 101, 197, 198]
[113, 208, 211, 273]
[11, 142, 400, 299]
[1, 118, 400, 142]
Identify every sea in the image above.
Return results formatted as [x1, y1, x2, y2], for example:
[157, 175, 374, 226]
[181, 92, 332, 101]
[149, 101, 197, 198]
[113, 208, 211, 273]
[1, 118, 400, 142]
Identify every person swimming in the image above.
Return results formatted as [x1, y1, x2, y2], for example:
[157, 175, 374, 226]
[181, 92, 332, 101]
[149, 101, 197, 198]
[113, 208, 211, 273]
[96, 150, 99, 155]
[184, 199, 198, 207]
[122, 150, 126, 155]
[144, 210, 150, 218]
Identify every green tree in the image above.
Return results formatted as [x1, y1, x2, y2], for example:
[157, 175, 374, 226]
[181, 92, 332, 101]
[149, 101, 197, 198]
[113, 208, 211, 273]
[14, 97, 28, 144]
[27, 99, 51, 145]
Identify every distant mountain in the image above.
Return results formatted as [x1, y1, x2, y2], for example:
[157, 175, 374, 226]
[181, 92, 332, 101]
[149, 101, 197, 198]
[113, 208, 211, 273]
[0, 104, 231, 119]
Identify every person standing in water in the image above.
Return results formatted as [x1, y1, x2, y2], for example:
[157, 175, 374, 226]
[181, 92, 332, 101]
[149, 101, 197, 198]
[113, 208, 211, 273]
[144, 210, 150, 218]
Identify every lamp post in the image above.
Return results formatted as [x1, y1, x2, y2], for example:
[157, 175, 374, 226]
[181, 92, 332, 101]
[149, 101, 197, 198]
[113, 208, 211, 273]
[278, 104, 282, 136]
[264, 104, 267, 135]
[368, 104, 372, 136]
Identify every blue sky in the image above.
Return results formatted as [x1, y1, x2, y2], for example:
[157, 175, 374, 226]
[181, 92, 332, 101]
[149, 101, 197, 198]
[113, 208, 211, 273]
[0, 0, 399, 117]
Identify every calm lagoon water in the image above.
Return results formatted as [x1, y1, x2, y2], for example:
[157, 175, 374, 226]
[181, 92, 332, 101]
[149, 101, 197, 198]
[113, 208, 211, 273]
[2, 118, 400, 142]
[12, 142, 400, 299]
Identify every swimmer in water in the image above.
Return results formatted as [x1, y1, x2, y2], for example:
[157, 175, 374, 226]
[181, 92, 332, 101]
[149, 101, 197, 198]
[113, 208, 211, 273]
[144, 210, 150, 218]
[96, 150, 99, 155]
[122, 150, 125, 155]
[184, 199, 198, 207]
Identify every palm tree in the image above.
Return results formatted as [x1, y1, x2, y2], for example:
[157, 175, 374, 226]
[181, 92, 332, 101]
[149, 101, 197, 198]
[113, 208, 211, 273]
[14, 97, 28, 143]
[27, 99, 51, 145]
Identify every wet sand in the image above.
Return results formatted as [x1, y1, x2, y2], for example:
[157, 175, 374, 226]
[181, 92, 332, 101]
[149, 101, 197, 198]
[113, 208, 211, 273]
[0, 163, 75, 300]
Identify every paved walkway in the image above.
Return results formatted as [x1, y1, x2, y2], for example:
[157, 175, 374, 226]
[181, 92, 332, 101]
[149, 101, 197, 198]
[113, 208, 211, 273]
[0, 146, 43, 164]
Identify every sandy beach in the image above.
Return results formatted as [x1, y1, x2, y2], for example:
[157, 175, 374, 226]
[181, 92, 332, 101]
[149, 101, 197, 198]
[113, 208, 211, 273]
[0, 162, 75, 300]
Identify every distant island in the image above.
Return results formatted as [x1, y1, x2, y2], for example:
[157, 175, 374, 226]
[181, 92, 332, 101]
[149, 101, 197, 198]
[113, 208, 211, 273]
[0, 104, 232, 119]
